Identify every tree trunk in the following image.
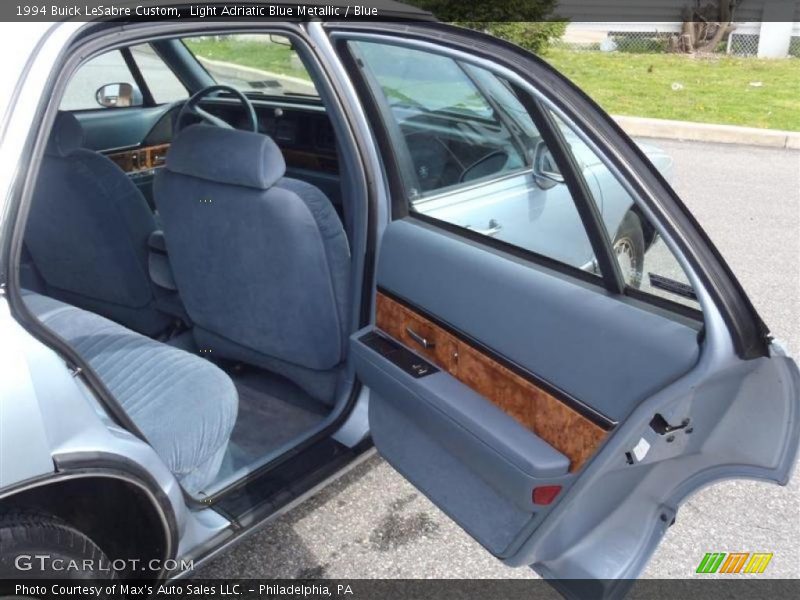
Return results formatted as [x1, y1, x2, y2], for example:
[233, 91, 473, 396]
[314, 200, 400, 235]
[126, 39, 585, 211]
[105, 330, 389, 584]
[673, 0, 739, 54]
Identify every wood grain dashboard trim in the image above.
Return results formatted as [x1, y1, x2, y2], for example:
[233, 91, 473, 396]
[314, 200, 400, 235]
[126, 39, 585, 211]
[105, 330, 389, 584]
[375, 291, 611, 472]
[107, 144, 170, 173]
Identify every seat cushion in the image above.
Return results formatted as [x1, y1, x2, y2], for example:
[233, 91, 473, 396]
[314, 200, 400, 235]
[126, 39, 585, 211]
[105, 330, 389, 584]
[23, 291, 238, 494]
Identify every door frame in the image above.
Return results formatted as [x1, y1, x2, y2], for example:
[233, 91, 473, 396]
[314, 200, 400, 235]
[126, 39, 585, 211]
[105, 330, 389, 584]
[324, 21, 770, 362]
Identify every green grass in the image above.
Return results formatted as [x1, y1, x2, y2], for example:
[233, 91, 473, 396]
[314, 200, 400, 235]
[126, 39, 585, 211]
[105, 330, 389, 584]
[544, 48, 800, 131]
[184, 37, 310, 79]
[183, 38, 800, 131]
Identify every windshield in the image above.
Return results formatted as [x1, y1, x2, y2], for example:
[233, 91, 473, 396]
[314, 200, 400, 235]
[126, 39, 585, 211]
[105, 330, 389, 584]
[182, 34, 319, 99]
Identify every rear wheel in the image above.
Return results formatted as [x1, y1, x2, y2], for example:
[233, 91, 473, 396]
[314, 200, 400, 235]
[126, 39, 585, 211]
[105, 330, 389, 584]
[0, 511, 115, 579]
[613, 211, 645, 289]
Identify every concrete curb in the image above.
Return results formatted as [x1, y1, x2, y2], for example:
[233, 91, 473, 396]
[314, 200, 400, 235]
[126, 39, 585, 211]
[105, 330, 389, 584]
[613, 115, 800, 149]
[196, 56, 316, 93]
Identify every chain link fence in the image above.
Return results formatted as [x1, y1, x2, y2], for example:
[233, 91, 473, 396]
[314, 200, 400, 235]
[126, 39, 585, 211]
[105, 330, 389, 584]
[727, 32, 761, 56]
[554, 30, 675, 54]
[789, 36, 800, 57]
[555, 28, 800, 57]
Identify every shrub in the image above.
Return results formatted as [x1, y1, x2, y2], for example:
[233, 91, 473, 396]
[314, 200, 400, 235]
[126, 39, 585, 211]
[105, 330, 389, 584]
[407, 0, 567, 54]
[611, 34, 669, 54]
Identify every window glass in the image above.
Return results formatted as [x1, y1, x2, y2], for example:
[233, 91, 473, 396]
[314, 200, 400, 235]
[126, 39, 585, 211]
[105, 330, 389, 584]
[60, 50, 138, 110]
[358, 42, 494, 118]
[60, 46, 187, 110]
[549, 111, 701, 311]
[353, 41, 530, 198]
[182, 34, 318, 99]
[130, 44, 188, 104]
[352, 40, 600, 276]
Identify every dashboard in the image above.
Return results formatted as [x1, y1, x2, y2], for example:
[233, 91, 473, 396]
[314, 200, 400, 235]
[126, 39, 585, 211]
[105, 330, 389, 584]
[104, 101, 338, 175]
[201, 100, 339, 175]
[397, 109, 524, 193]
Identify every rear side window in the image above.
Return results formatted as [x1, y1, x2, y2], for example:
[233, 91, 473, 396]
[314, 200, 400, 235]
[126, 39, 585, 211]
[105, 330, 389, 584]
[352, 39, 701, 314]
[351, 40, 601, 277]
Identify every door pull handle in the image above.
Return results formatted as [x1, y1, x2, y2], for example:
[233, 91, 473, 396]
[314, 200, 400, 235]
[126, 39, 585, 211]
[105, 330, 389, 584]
[406, 327, 435, 349]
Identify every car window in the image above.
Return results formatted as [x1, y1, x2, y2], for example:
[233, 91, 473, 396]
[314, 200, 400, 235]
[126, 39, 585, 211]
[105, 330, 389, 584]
[129, 44, 188, 104]
[353, 41, 530, 197]
[351, 40, 601, 277]
[60, 50, 138, 111]
[182, 34, 319, 99]
[548, 111, 702, 311]
[358, 43, 494, 118]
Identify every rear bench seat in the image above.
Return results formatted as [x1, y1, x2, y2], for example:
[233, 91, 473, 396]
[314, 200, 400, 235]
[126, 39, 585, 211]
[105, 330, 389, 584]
[23, 291, 238, 495]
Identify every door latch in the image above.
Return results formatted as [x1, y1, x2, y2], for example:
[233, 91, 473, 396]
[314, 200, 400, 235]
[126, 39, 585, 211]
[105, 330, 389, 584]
[650, 413, 691, 435]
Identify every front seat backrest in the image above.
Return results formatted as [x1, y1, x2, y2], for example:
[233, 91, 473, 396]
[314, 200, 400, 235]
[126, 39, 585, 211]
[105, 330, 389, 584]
[25, 112, 170, 335]
[154, 125, 350, 404]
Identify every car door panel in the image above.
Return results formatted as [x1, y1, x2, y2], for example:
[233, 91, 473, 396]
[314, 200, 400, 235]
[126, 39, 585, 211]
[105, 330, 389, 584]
[322, 21, 800, 589]
[368, 290, 608, 470]
[349, 218, 703, 561]
[375, 219, 701, 423]
[361, 369, 551, 555]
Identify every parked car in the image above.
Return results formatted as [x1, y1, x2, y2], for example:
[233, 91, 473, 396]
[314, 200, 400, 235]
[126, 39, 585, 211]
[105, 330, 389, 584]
[0, 6, 797, 598]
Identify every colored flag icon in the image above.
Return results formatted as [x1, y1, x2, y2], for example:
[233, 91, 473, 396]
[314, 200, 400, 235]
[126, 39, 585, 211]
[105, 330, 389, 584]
[696, 552, 772, 574]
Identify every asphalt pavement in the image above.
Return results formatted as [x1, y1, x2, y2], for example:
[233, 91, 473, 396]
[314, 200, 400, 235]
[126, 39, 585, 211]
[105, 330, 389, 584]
[196, 139, 800, 580]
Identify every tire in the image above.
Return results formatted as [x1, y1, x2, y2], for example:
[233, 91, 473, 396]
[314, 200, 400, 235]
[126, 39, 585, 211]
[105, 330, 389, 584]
[0, 511, 115, 579]
[612, 211, 645, 289]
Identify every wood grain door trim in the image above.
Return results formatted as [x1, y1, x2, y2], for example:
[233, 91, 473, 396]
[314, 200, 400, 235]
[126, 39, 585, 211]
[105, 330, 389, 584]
[375, 291, 611, 472]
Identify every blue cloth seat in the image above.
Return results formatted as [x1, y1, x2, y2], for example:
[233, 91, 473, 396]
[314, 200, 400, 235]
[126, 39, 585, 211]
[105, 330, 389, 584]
[24, 291, 238, 495]
[154, 125, 351, 405]
[25, 112, 171, 336]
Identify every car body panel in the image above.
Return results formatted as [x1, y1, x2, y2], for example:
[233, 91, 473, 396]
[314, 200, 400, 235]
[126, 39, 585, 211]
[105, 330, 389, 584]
[0, 297, 55, 486]
[414, 169, 597, 269]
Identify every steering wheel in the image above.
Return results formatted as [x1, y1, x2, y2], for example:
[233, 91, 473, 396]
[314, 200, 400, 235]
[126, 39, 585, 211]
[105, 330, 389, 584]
[176, 85, 257, 133]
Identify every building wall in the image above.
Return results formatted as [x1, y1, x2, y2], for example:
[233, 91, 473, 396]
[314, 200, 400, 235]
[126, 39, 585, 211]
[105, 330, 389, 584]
[555, 0, 799, 23]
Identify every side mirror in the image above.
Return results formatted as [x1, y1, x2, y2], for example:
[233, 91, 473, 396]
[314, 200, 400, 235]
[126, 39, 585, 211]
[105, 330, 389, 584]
[95, 82, 143, 108]
[532, 140, 565, 190]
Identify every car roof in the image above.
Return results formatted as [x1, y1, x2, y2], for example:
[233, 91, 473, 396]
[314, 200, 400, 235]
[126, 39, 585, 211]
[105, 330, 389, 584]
[94, 0, 434, 21]
[69, 1, 436, 45]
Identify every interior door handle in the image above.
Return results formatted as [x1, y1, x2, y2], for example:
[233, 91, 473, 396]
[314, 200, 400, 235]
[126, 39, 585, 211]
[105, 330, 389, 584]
[406, 327, 435, 349]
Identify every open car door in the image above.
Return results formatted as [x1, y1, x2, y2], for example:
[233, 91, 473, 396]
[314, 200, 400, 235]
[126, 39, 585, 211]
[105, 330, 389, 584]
[321, 22, 800, 596]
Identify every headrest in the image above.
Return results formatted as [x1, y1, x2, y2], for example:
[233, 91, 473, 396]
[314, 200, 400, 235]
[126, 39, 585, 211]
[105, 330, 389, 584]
[45, 112, 84, 157]
[165, 125, 286, 190]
